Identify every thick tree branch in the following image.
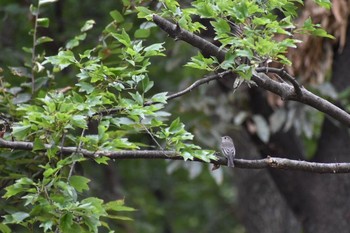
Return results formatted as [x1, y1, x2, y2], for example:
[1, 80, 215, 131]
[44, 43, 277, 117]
[153, 14, 350, 127]
[252, 71, 350, 126]
[1, 138, 350, 173]
[153, 15, 226, 62]
[257, 67, 303, 96]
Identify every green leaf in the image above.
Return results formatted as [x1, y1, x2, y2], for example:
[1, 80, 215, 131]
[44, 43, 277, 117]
[83, 215, 100, 232]
[302, 17, 314, 31]
[185, 52, 215, 71]
[129, 92, 144, 105]
[36, 36, 53, 45]
[312, 28, 335, 39]
[169, 118, 182, 133]
[12, 124, 31, 140]
[3, 212, 30, 224]
[211, 18, 231, 35]
[111, 117, 134, 127]
[59, 213, 74, 232]
[30, 5, 38, 15]
[162, 0, 180, 12]
[111, 29, 131, 47]
[150, 92, 168, 103]
[3, 178, 34, 198]
[66, 33, 87, 49]
[192, 150, 215, 162]
[45, 50, 77, 70]
[39, 0, 58, 6]
[111, 138, 139, 150]
[136, 6, 154, 20]
[104, 199, 136, 212]
[37, 18, 49, 28]
[0, 223, 11, 233]
[81, 20, 95, 32]
[39, 220, 54, 232]
[141, 77, 154, 93]
[252, 17, 271, 26]
[301, 17, 334, 39]
[69, 175, 90, 192]
[134, 29, 150, 38]
[220, 53, 236, 69]
[110, 10, 124, 23]
[277, 54, 292, 65]
[314, 0, 331, 9]
[182, 151, 194, 161]
[232, 1, 249, 22]
[43, 167, 58, 178]
[12, 93, 31, 104]
[236, 49, 254, 59]
[22, 193, 38, 206]
[94, 156, 110, 165]
[235, 64, 253, 80]
[71, 115, 88, 129]
[81, 197, 105, 215]
[105, 215, 133, 221]
[193, 2, 217, 18]
[56, 181, 77, 201]
[144, 43, 164, 52]
[76, 82, 94, 94]
[33, 138, 46, 151]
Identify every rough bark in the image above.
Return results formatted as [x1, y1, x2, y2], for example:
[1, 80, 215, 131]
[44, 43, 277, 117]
[234, 130, 301, 233]
[257, 24, 350, 233]
[297, 23, 350, 233]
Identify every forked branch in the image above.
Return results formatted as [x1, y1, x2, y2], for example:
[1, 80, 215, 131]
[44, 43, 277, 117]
[153, 14, 350, 127]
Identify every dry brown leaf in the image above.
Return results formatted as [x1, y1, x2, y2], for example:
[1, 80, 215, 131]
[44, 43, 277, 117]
[286, 0, 350, 84]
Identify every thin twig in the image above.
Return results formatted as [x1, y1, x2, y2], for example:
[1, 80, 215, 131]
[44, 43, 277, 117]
[31, 4, 40, 94]
[141, 124, 164, 150]
[100, 70, 232, 115]
[144, 70, 232, 106]
[68, 129, 85, 180]
[166, 70, 232, 101]
[59, 131, 66, 160]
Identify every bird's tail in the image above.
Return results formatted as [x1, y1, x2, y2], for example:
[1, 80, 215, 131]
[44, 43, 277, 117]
[227, 156, 235, 168]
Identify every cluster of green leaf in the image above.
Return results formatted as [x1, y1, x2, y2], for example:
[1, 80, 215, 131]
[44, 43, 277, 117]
[139, 0, 332, 80]
[25, 7, 214, 158]
[2, 156, 134, 233]
[0, 0, 218, 232]
[0, 0, 336, 232]
[136, 0, 334, 147]
[157, 118, 215, 161]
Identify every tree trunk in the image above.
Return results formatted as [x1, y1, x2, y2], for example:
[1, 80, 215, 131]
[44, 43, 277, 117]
[236, 22, 350, 233]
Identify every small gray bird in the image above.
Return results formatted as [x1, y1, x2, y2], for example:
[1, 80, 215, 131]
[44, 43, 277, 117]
[221, 136, 236, 167]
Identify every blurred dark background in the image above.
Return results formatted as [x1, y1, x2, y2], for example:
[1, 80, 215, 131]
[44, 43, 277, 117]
[1, 1, 350, 232]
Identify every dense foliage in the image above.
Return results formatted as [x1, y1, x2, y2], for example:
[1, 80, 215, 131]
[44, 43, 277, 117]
[0, 0, 333, 232]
